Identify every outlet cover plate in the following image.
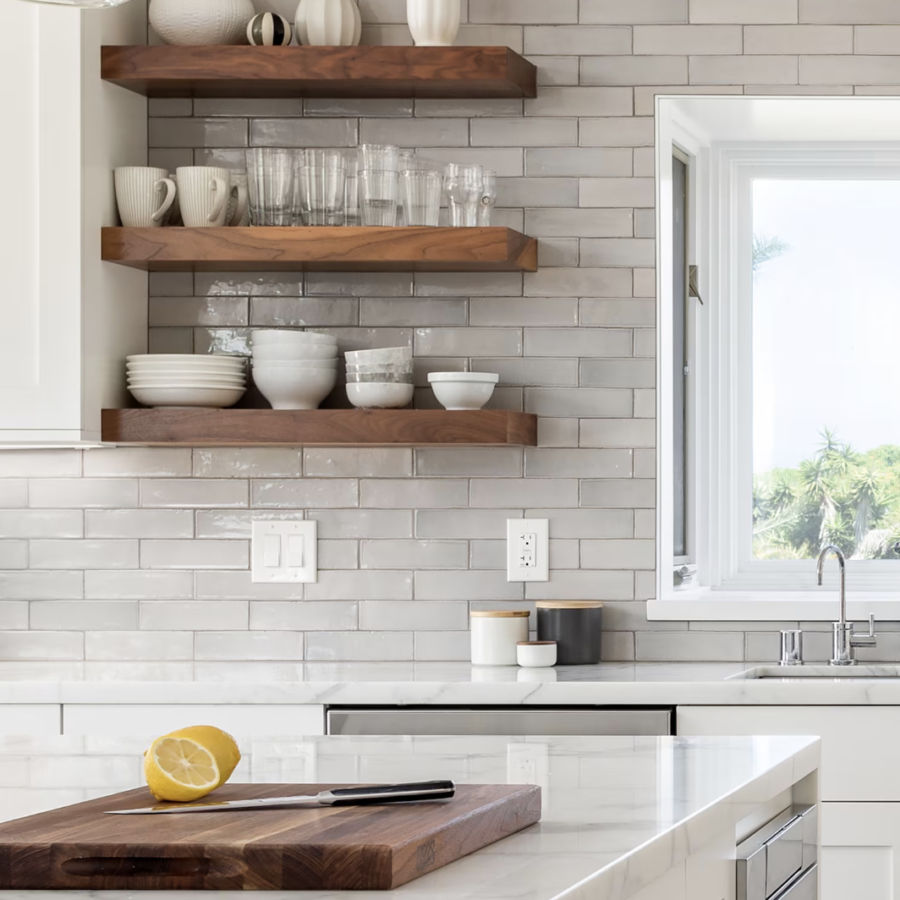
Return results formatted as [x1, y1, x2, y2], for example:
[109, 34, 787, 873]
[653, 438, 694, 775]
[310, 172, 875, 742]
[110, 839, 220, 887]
[252, 520, 317, 584]
[507, 518, 549, 582]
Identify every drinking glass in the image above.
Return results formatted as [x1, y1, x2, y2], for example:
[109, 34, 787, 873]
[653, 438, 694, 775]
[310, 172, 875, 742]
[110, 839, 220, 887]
[400, 170, 443, 227]
[360, 169, 399, 226]
[358, 144, 400, 173]
[245, 148, 294, 226]
[343, 151, 361, 227]
[477, 169, 498, 227]
[444, 163, 483, 227]
[294, 149, 347, 226]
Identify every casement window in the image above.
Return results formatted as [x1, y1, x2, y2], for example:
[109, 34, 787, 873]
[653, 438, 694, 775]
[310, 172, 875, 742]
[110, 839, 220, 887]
[653, 96, 900, 620]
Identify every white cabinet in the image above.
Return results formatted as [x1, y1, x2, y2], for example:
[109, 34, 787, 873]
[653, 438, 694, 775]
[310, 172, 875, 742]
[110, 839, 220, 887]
[0, 705, 61, 735]
[62, 704, 326, 736]
[0, 2, 147, 444]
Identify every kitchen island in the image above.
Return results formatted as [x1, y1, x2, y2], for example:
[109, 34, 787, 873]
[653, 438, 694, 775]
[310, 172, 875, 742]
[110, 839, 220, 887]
[0, 733, 819, 900]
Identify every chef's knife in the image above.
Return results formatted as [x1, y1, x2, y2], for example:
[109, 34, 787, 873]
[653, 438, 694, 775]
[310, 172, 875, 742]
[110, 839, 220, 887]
[106, 780, 456, 815]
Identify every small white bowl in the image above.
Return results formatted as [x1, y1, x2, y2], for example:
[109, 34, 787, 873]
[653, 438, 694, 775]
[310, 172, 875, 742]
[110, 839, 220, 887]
[128, 385, 245, 408]
[251, 344, 338, 362]
[251, 359, 339, 369]
[251, 330, 337, 346]
[346, 382, 414, 409]
[252, 367, 337, 410]
[517, 641, 557, 668]
[428, 372, 499, 411]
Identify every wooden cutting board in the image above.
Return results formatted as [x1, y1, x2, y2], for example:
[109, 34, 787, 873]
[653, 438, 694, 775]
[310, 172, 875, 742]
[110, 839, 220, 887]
[0, 782, 541, 891]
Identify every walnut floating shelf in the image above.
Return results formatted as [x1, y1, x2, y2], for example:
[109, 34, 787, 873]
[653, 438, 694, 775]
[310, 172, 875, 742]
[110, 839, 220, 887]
[101, 45, 537, 99]
[101, 226, 537, 273]
[101, 409, 538, 447]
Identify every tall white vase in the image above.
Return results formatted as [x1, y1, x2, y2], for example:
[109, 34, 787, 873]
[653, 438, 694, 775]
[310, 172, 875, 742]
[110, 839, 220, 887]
[407, 0, 460, 47]
[149, 0, 256, 45]
[295, 0, 360, 46]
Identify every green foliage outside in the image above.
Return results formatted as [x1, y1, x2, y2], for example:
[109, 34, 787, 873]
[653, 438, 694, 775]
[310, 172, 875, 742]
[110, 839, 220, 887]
[753, 428, 900, 560]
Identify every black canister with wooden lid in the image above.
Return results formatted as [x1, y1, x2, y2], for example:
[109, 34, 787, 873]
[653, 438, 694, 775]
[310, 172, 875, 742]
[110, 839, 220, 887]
[536, 601, 603, 665]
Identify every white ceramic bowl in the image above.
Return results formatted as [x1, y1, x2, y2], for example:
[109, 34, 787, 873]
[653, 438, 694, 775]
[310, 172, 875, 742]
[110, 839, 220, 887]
[346, 382, 415, 409]
[252, 367, 337, 410]
[127, 368, 246, 378]
[127, 354, 246, 367]
[251, 344, 338, 362]
[344, 347, 412, 365]
[345, 362, 413, 373]
[428, 372, 499, 411]
[128, 385, 245, 408]
[128, 377, 247, 388]
[251, 330, 338, 346]
[251, 359, 339, 370]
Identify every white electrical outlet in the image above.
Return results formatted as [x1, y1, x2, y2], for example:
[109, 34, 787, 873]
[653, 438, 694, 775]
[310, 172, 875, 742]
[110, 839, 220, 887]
[252, 520, 317, 584]
[507, 518, 549, 582]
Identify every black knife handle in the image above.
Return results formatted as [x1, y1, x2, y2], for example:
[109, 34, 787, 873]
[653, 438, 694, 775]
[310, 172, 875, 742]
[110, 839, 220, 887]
[327, 780, 456, 806]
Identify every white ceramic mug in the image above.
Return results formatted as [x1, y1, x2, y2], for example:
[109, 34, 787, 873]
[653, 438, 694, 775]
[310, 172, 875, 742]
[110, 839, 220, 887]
[226, 172, 250, 227]
[114, 166, 177, 228]
[176, 166, 240, 227]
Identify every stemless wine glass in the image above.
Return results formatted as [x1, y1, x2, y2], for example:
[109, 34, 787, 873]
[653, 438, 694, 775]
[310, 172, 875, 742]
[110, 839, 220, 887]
[295, 149, 347, 226]
[401, 170, 443, 227]
[245, 148, 294, 226]
[478, 170, 498, 227]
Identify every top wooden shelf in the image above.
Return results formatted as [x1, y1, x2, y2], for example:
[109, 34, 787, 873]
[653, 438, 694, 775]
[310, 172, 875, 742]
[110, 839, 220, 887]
[100, 45, 537, 99]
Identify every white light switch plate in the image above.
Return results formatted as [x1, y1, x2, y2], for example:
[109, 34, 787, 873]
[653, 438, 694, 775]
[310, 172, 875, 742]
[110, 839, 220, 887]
[507, 518, 549, 582]
[252, 520, 317, 584]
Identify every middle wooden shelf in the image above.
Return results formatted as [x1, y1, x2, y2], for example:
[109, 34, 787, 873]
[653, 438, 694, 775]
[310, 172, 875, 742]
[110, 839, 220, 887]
[101, 226, 537, 273]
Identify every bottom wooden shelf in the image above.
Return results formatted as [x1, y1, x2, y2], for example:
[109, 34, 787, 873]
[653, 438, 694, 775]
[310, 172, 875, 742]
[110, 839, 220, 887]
[101, 408, 537, 447]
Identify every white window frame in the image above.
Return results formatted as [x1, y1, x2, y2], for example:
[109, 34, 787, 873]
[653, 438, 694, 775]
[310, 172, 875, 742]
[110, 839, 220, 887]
[652, 98, 900, 620]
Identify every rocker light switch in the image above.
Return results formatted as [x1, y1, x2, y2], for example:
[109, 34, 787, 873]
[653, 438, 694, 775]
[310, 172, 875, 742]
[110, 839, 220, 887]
[252, 520, 317, 584]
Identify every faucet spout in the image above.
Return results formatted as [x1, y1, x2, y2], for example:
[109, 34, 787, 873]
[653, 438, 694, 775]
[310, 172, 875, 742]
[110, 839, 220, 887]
[816, 544, 846, 625]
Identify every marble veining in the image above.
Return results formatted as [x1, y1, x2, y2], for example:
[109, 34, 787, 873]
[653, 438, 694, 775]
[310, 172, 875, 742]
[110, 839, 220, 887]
[0, 734, 819, 900]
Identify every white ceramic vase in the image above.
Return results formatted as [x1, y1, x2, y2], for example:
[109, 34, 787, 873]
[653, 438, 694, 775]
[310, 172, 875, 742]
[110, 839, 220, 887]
[295, 0, 361, 46]
[407, 0, 460, 47]
[149, 0, 256, 46]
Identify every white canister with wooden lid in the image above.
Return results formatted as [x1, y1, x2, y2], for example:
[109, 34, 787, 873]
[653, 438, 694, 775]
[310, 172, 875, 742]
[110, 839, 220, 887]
[470, 610, 529, 666]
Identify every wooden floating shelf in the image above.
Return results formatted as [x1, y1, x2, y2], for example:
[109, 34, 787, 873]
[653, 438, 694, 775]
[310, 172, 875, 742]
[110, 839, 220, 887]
[101, 226, 537, 273]
[101, 409, 538, 447]
[101, 45, 537, 99]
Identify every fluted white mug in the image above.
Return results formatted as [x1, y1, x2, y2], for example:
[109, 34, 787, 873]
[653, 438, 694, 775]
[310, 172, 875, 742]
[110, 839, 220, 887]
[114, 166, 176, 228]
[176, 166, 242, 227]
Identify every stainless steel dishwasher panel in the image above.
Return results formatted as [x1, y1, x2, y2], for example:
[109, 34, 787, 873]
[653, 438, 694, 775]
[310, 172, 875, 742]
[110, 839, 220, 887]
[326, 707, 674, 736]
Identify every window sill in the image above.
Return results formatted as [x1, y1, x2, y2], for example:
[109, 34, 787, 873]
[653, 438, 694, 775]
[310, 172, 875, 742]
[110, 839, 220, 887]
[647, 591, 900, 621]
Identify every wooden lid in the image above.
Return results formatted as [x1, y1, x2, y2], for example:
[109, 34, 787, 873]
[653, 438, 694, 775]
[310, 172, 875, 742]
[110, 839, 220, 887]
[470, 610, 530, 618]
[536, 601, 603, 609]
[517, 641, 556, 646]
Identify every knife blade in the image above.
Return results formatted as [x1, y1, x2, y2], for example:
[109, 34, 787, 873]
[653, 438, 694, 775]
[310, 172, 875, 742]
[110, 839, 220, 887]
[106, 780, 456, 815]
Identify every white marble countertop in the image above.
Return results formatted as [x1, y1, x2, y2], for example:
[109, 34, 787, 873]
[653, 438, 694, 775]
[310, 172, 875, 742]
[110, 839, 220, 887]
[0, 732, 819, 900]
[3, 660, 900, 705]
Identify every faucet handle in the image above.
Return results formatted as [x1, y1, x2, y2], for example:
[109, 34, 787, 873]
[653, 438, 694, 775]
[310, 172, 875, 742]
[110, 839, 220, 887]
[851, 614, 877, 647]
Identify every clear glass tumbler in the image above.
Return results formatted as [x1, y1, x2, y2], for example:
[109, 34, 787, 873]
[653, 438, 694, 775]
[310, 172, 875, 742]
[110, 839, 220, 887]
[477, 169, 498, 227]
[360, 169, 399, 226]
[444, 163, 483, 227]
[400, 170, 443, 227]
[245, 148, 294, 227]
[358, 144, 400, 173]
[295, 149, 347, 226]
[343, 151, 361, 227]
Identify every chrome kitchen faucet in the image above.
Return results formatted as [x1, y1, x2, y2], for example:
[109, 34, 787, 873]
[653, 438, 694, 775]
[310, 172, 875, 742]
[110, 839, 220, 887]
[816, 544, 877, 666]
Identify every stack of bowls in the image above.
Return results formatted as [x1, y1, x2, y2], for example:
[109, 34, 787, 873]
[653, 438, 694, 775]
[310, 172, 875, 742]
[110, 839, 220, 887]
[251, 330, 339, 410]
[345, 347, 414, 409]
[126, 355, 246, 408]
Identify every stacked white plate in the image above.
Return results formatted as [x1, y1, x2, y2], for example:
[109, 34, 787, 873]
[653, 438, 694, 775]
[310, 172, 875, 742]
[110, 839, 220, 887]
[126, 355, 247, 408]
[250, 331, 339, 410]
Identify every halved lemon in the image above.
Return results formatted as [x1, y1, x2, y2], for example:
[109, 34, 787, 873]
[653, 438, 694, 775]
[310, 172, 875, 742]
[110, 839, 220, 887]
[144, 726, 241, 803]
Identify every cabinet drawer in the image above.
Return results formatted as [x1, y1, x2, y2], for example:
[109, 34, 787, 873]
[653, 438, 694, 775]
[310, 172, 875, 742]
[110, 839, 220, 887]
[62, 705, 325, 736]
[0, 705, 61, 735]
[677, 706, 900, 801]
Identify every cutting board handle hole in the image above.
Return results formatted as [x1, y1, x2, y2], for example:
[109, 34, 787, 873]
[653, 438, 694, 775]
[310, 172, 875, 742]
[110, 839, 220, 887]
[61, 857, 211, 878]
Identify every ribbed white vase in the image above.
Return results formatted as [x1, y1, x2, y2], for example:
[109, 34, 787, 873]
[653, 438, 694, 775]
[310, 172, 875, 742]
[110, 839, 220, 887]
[407, 0, 460, 47]
[149, 0, 256, 46]
[295, 0, 359, 46]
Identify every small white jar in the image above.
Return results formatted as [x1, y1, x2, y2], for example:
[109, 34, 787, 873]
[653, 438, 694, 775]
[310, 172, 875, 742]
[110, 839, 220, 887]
[470, 610, 529, 666]
[517, 641, 557, 668]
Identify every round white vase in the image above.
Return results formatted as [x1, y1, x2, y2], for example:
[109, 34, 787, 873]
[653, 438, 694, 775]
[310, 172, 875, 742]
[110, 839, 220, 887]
[295, 0, 360, 46]
[149, 0, 256, 46]
[407, 0, 460, 47]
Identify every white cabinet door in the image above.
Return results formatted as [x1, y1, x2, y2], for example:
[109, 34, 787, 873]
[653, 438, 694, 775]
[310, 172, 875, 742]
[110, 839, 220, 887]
[0, 705, 61, 735]
[821, 803, 900, 900]
[677, 706, 900, 800]
[62, 705, 326, 736]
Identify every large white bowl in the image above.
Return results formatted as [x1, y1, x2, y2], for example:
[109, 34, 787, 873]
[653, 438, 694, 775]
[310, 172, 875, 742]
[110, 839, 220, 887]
[251, 330, 338, 346]
[128, 385, 245, 408]
[346, 382, 414, 409]
[252, 359, 339, 370]
[251, 344, 338, 362]
[427, 372, 499, 411]
[252, 367, 337, 411]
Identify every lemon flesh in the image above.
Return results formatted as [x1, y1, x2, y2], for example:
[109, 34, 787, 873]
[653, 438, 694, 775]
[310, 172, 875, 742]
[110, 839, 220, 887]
[144, 726, 241, 803]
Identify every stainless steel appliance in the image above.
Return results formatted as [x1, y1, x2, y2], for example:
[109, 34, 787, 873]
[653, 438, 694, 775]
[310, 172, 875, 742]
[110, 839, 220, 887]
[326, 707, 674, 736]
[738, 805, 818, 900]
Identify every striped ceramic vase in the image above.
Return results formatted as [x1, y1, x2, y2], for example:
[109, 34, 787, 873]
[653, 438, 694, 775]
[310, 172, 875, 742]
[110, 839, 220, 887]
[407, 0, 460, 47]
